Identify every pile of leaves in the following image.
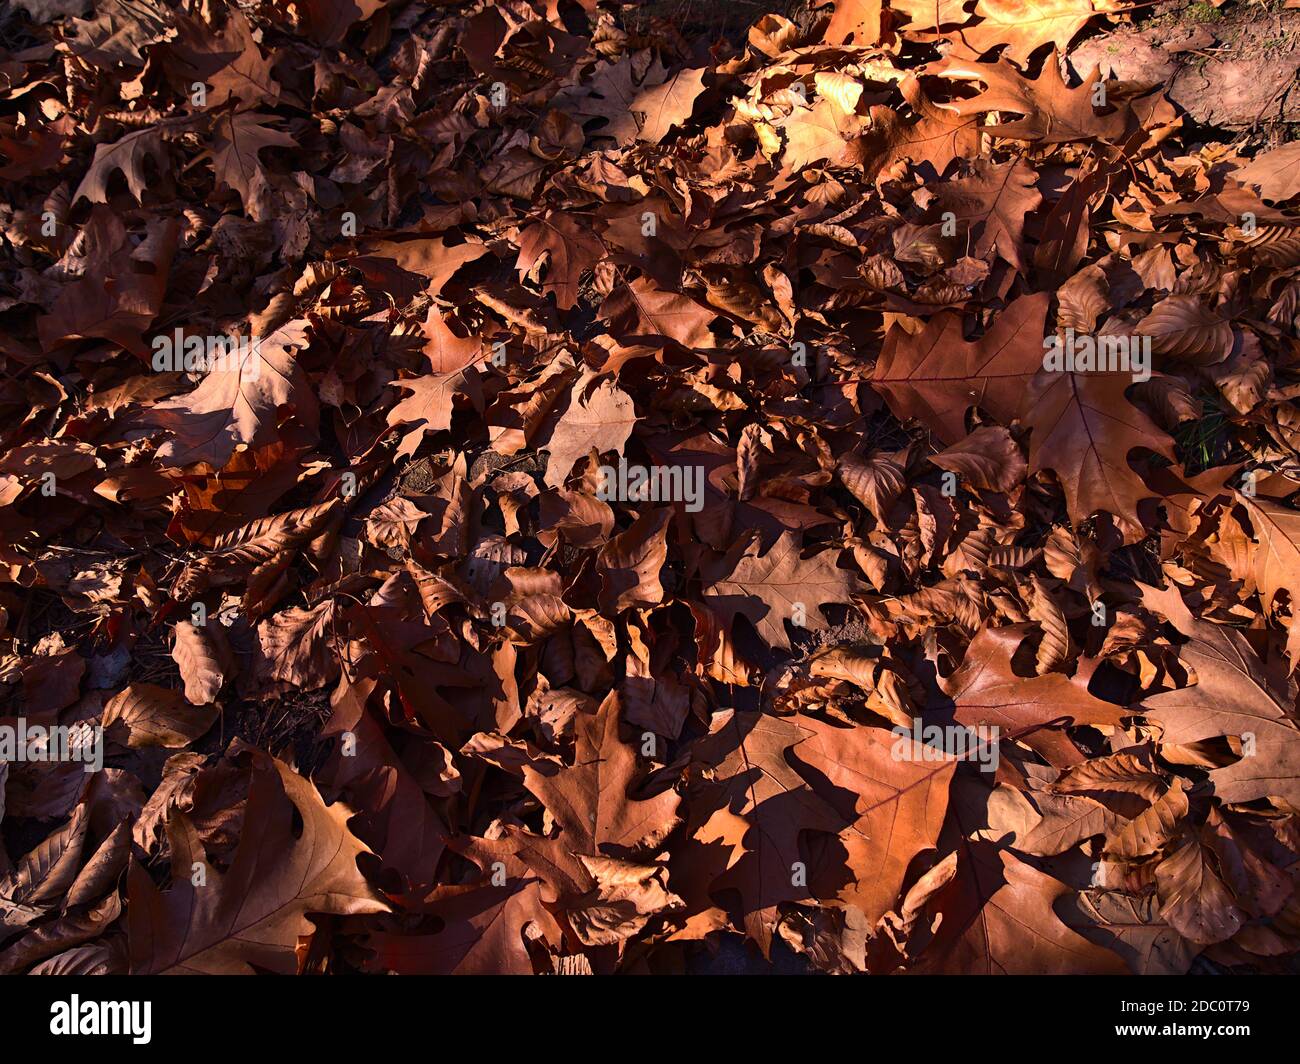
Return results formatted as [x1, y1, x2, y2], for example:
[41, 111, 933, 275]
[1, 0, 1300, 975]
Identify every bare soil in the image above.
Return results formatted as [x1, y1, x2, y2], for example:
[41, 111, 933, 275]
[1071, 2, 1300, 134]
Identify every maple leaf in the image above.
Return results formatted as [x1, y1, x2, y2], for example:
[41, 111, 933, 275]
[387, 367, 483, 459]
[1140, 582, 1300, 809]
[1022, 366, 1176, 533]
[941, 624, 1129, 733]
[782, 97, 862, 172]
[319, 675, 449, 887]
[791, 715, 956, 925]
[863, 75, 981, 177]
[146, 319, 319, 469]
[693, 711, 845, 956]
[888, 772, 1128, 973]
[542, 369, 636, 489]
[515, 212, 605, 310]
[554, 54, 668, 144]
[365, 880, 560, 975]
[127, 750, 388, 974]
[1240, 496, 1300, 668]
[930, 158, 1042, 270]
[522, 691, 680, 859]
[631, 67, 708, 144]
[600, 277, 718, 348]
[704, 531, 860, 649]
[920, 840, 1127, 973]
[876, 290, 1173, 531]
[345, 599, 490, 745]
[170, 8, 280, 110]
[36, 209, 177, 358]
[872, 291, 1050, 446]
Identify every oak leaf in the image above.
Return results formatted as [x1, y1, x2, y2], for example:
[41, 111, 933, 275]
[211, 111, 296, 221]
[960, 0, 1100, 65]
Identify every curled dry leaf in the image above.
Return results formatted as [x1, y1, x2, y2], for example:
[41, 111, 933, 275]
[102, 683, 217, 749]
